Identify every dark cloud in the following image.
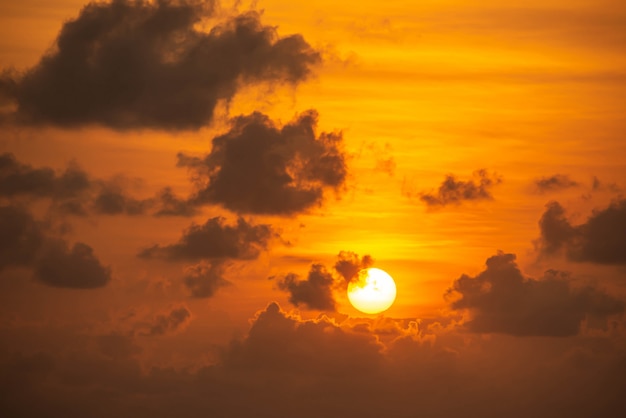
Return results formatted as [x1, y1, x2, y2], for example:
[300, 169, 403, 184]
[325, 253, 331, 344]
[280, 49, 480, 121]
[0, 0, 320, 130]
[140, 305, 192, 337]
[273, 251, 373, 311]
[334, 250, 374, 283]
[0, 204, 110, 289]
[447, 251, 624, 336]
[591, 176, 621, 193]
[0, 153, 90, 200]
[178, 110, 347, 215]
[536, 199, 626, 264]
[222, 302, 383, 375]
[275, 264, 336, 311]
[1, 153, 194, 217]
[34, 240, 111, 289]
[183, 261, 230, 298]
[139, 217, 273, 261]
[419, 169, 502, 207]
[153, 187, 197, 217]
[0, 205, 44, 270]
[92, 183, 153, 215]
[533, 174, 579, 193]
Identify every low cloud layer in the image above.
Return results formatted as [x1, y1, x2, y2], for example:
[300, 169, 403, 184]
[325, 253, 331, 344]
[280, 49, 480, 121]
[537, 199, 626, 264]
[0, 204, 110, 288]
[0, 0, 320, 130]
[419, 169, 502, 208]
[447, 251, 624, 336]
[178, 110, 347, 215]
[139, 217, 273, 261]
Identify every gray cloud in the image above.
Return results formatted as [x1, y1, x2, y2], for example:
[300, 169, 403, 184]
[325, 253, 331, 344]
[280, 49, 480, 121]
[537, 199, 626, 264]
[178, 110, 347, 215]
[534, 174, 580, 193]
[275, 264, 336, 311]
[138, 217, 273, 261]
[0, 0, 320, 130]
[183, 260, 230, 298]
[447, 251, 624, 336]
[419, 169, 502, 208]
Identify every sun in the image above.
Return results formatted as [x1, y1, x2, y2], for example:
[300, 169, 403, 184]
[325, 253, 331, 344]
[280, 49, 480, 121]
[347, 268, 397, 315]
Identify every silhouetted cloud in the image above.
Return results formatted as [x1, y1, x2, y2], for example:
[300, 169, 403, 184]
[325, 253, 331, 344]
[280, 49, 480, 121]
[419, 169, 502, 207]
[178, 110, 347, 215]
[334, 250, 374, 283]
[0, 153, 90, 199]
[0, 204, 111, 289]
[533, 174, 579, 193]
[153, 187, 197, 217]
[140, 305, 192, 337]
[447, 251, 624, 336]
[34, 240, 111, 289]
[1, 153, 194, 217]
[183, 260, 230, 298]
[275, 264, 336, 311]
[92, 183, 153, 215]
[537, 199, 626, 264]
[0, 0, 320, 130]
[273, 251, 373, 311]
[139, 217, 273, 261]
[0, 205, 44, 270]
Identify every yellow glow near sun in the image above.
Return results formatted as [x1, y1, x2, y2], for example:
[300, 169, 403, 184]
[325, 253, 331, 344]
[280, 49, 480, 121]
[347, 268, 397, 315]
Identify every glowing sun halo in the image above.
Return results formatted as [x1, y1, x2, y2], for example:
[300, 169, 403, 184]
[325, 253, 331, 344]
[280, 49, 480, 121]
[347, 268, 397, 314]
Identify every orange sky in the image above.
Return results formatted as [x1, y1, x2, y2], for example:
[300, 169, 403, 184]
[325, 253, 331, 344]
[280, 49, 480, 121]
[1, 1, 625, 416]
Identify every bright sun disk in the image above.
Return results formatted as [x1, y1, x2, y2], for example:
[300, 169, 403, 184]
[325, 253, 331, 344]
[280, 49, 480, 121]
[347, 267, 397, 314]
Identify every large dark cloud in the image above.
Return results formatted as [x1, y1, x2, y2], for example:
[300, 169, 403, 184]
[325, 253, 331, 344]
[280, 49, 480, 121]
[34, 241, 111, 289]
[178, 110, 347, 215]
[419, 169, 502, 208]
[536, 199, 626, 264]
[0, 204, 111, 289]
[138, 217, 273, 261]
[533, 174, 579, 193]
[447, 251, 624, 336]
[275, 264, 336, 311]
[0, 0, 321, 130]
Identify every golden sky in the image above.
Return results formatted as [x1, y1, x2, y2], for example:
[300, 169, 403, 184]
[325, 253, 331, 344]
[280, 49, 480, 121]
[1, 1, 625, 416]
